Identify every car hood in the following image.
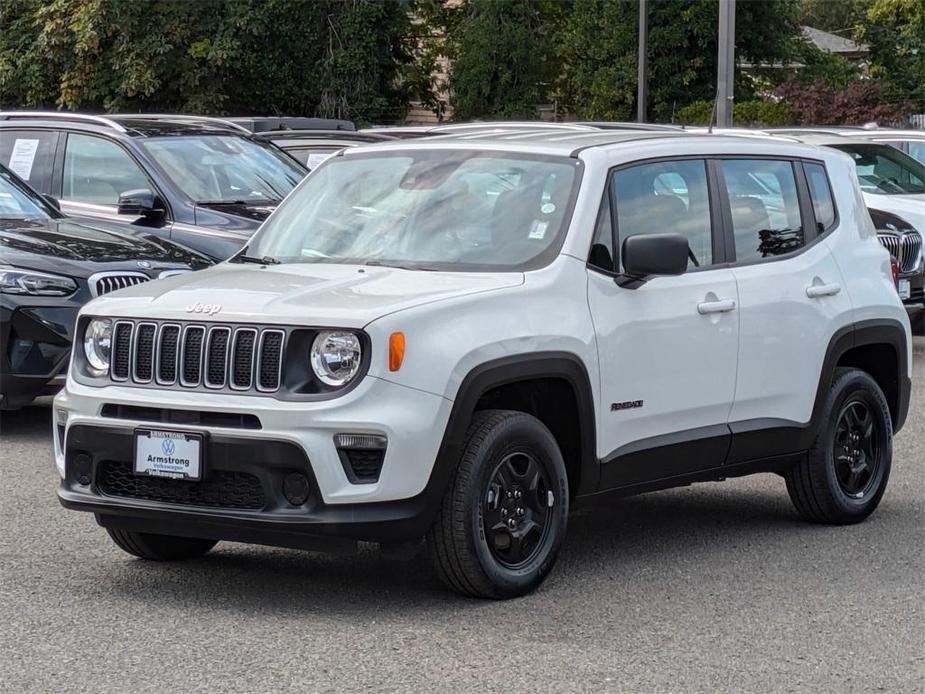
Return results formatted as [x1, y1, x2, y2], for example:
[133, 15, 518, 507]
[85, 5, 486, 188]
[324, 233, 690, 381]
[83, 262, 525, 327]
[0, 217, 210, 277]
[863, 193, 925, 233]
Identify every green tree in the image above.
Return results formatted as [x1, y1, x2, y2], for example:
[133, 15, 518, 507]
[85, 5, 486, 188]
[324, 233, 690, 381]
[856, 0, 925, 106]
[0, 0, 414, 124]
[798, 0, 872, 34]
[555, 0, 802, 122]
[445, 0, 563, 121]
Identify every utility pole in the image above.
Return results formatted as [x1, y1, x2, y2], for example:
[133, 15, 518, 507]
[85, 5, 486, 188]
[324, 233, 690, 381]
[637, 0, 648, 123]
[716, 0, 736, 127]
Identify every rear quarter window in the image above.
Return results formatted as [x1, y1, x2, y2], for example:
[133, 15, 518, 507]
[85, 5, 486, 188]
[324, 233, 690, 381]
[803, 162, 837, 232]
[0, 130, 58, 192]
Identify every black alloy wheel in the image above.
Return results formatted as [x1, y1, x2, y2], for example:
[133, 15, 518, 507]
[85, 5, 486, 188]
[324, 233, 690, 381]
[483, 451, 555, 569]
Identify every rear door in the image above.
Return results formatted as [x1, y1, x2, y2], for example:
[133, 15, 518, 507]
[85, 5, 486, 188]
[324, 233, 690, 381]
[721, 157, 853, 462]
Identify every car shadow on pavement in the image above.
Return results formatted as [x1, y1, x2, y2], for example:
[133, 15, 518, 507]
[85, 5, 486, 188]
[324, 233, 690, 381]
[0, 403, 52, 437]
[95, 476, 816, 615]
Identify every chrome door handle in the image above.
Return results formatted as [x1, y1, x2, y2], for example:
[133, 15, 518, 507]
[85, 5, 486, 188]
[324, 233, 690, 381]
[806, 283, 841, 298]
[697, 299, 737, 315]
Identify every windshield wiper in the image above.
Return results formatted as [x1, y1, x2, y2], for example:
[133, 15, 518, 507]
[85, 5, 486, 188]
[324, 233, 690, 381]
[231, 254, 281, 265]
[196, 199, 281, 206]
[365, 260, 436, 271]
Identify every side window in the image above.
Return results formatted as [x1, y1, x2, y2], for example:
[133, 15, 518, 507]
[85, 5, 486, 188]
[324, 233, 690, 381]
[0, 130, 58, 191]
[588, 192, 614, 272]
[612, 159, 713, 270]
[62, 134, 149, 205]
[721, 159, 804, 263]
[804, 162, 836, 232]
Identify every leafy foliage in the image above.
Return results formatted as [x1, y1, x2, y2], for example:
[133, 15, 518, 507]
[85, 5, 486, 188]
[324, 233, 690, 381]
[675, 98, 794, 126]
[555, 0, 802, 121]
[773, 79, 913, 124]
[856, 0, 925, 105]
[444, 0, 563, 121]
[0, 0, 413, 124]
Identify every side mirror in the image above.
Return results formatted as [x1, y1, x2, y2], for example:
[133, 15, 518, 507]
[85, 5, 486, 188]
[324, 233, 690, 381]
[617, 233, 689, 288]
[42, 194, 61, 211]
[118, 189, 162, 218]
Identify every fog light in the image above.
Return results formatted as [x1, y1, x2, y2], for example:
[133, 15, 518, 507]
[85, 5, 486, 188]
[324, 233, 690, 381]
[335, 433, 387, 484]
[74, 453, 92, 486]
[283, 473, 310, 506]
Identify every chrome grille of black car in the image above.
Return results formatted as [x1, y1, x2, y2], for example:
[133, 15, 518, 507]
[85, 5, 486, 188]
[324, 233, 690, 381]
[109, 321, 285, 393]
[877, 231, 923, 274]
[92, 273, 150, 297]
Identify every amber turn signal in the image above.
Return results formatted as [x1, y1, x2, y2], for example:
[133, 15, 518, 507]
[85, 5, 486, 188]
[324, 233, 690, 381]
[389, 332, 405, 372]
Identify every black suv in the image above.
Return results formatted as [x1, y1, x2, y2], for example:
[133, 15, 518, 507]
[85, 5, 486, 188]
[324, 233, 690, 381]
[0, 163, 210, 410]
[0, 113, 307, 261]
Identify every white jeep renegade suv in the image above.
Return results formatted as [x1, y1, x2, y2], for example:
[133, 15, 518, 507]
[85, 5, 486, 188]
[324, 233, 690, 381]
[55, 130, 911, 599]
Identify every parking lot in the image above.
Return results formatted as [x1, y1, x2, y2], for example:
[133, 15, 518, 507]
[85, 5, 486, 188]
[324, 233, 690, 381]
[0, 342, 920, 693]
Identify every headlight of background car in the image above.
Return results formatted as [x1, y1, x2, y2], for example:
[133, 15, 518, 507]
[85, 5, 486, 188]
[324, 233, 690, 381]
[0, 266, 77, 296]
[310, 330, 362, 387]
[83, 318, 113, 375]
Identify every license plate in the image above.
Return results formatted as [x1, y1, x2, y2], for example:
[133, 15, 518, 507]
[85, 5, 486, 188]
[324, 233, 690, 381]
[899, 279, 911, 300]
[134, 429, 203, 481]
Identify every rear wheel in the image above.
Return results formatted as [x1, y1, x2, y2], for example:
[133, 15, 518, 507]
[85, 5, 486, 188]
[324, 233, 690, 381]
[106, 528, 217, 561]
[428, 410, 569, 599]
[785, 367, 892, 524]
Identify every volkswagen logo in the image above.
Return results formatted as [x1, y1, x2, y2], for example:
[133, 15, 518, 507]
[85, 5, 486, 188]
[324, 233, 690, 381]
[137, 260, 153, 269]
[161, 438, 176, 456]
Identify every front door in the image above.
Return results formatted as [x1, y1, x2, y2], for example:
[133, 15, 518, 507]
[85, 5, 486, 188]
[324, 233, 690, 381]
[586, 157, 739, 490]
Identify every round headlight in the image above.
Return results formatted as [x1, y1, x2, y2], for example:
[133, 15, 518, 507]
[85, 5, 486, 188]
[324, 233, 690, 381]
[83, 318, 113, 374]
[310, 331, 362, 387]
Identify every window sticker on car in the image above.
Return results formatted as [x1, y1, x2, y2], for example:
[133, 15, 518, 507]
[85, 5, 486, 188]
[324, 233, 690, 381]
[528, 220, 548, 239]
[8, 139, 40, 181]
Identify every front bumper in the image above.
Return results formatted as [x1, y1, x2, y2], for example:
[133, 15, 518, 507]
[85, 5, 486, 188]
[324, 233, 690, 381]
[55, 376, 456, 547]
[1, 301, 78, 409]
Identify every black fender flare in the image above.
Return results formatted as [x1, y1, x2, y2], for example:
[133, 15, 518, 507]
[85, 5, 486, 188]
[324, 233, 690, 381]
[809, 318, 910, 439]
[425, 352, 599, 503]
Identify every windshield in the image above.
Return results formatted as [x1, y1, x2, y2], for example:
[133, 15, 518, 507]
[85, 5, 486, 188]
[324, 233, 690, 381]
[246, 150, 581, 270]
[140, 135, 306, 204]
[831, 144, 925, 195]
[0, 166, 52, 220]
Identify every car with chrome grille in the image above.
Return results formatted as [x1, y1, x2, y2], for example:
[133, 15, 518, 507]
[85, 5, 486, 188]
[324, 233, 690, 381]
[0, 163, 210, 410]
[55, 129, 911, 598]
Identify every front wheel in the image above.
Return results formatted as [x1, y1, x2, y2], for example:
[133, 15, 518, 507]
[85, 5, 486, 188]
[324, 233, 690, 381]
[785, 367, 892, 524]
[428, 410, 569, 599]
[106, 528, 217, 561]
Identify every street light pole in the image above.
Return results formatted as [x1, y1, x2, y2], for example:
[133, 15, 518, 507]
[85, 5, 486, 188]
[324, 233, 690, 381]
[637, 0, 648, 123]
[716, 0, 736, 127]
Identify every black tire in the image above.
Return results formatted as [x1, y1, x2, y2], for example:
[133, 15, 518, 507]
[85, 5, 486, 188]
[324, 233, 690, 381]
[785, 367, 892, 524]
[106, 528, 217, 561]
[428, 409, 569, 599]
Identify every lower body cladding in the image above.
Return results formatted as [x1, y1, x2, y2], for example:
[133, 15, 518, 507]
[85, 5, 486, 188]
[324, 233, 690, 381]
[55, 376, 453, 553]
[1, 302, 77, 409]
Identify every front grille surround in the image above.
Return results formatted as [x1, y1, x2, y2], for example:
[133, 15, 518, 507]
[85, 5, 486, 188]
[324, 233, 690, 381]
[89, 271, 151, 298]
[155, 323, 181, 385]
[107, 319, 289, 395]
[132, 322, 157, 384]
[205, 327, 232, 389]
[877, 230, 923, 274]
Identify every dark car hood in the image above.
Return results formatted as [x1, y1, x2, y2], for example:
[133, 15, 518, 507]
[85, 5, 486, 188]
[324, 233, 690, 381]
[194, 202, 276, 227]
[0, 217, 211, 278]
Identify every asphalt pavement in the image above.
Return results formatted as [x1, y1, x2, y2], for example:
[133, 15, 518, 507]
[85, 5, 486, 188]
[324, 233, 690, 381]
[1, 344, 923, 693]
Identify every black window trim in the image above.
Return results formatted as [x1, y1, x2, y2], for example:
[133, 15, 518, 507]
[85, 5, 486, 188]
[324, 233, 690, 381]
[716, 154, 838, 270]
[59, 130, 173, 221]
[586, 153, 845, 279]
[586, 154, 727, 278]
[801, 159, 840, 236]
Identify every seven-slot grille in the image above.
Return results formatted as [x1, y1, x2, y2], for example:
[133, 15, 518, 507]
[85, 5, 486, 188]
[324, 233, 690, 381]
[110, 321, 285, 393]
[877, 231, 923, 274]
[92, 273, 150, 297]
